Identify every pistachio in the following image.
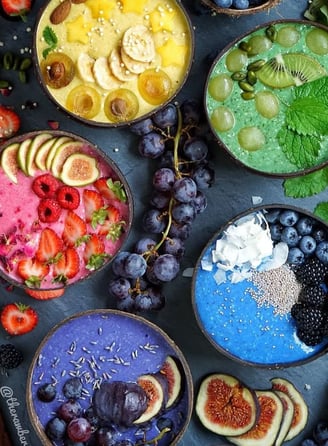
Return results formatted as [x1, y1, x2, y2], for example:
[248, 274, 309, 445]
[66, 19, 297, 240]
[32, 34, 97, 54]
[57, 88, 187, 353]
[241, 91, 255, 100]
[3, 52, 13, 70]
[266, 25, 277, 42]
[231, 71, 247, 81]
[238, 81, 254, 92]
[238, 41, 251, 53]
[247, 59, 266, 72]
[246, 70, 257, 85]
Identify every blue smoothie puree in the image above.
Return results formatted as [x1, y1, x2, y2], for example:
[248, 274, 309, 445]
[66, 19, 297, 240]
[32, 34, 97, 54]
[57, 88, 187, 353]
[194, 244, 328, 367]
[28, 310, 191, 445]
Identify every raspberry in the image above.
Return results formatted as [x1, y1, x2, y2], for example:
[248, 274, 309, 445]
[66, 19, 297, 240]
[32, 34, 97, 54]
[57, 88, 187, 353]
[0, 344, 23, 369]
[294, 257, 328, 285]
[56, 185, 80, 210]
[32, 173, 60, 198]
[38, 198, 62, 223]
[299, 285, 327, 308]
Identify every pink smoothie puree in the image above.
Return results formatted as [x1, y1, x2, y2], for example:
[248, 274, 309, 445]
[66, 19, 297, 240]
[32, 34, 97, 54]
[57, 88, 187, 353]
[0, 133, 132, 290]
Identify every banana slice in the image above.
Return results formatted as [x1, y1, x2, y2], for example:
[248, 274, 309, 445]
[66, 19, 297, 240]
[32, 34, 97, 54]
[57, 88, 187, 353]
[120, 46, 150, 74]
[93, 56, 120, 90]
[77, 52, 96, 83]
[109, 48, 137, 82]
[122, 25, 155, 63]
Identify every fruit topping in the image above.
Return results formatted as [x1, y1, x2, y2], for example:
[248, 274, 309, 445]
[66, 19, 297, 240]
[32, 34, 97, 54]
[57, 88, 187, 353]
[138, 68, 172, 106]
[37, 383, 57, 402]
[25, 288, 65, 299]
[82, 189, 105, 225]
[94, 177, 127, 202]
[160, 355, 182, 409]
[0, 0, 32, 21]
[104, 88, 139, 123]
[41, 52, 75, 89]
[17, 258, 50, 288]
[60, 153, 100, 186]
[35, 228, 63, 264]
[63, 377, 83, 399]
[32, 173, 60, 198]
[93, 381, 148, 427]
[83, 233, 107, 270]
[273, 390, 294, 446]
[0, 302, 38, 335]
[0, 343, 23, 369]
[26, 133, 53, 177]
[50, 140, 85, 178]
[0, 105, 20, 139]
[37, 197, 62, 223]
[195, 373, 258, 436]
[62, 210, 87, 247]
[122, 25, 156, 63]
[53, 247, 79, 283]
[134, 374, 166, 424]
[77, 52, 96, 83]
[66, 85, 101, 119]
[0, 142, 20, 183]
[271, 377, 308, 441]
[56, 185, 80, 210]
[67, 417, 92, 442]
[97, 204, 124, 241]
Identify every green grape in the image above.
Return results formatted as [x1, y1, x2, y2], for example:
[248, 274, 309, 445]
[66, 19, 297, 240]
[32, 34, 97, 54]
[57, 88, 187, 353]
[208, 74, 234, 101]
[211, 106, 235, 132]
[247, 35, 272, 56]
[254, 91, 279, 119]
[225, 48, 248, 72]
[306, 28, 328, 55]
[276, 26, 300, 48]
[237, 126, 265, 151]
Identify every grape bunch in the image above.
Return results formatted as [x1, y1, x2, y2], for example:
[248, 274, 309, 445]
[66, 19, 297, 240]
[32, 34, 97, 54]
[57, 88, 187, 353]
[108, 99, 214, 313]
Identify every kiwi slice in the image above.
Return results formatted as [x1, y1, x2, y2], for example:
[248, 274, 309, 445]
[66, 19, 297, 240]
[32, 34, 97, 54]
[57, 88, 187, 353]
[256, 53, 327, 88]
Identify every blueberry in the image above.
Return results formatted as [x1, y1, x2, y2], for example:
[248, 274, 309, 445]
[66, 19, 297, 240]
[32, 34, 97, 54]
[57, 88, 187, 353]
[270, 223, 283, 241]
[213, 0, 233, 7]
[313, 421, 328, 444]
[281, 226, 299, 247]
[63, 377, 83, 400]
[46, 417, 67, 440]
[287, 247, 305, 265]
[233, 0, 249, 8]
[316, 241, 328, 264]
[299, 235, 317, 255]
[279, 210, 299, 227]
[37, 383, 56, 402]
[313, 227, 327, 242]
[296, 217, 314, 236]
[265, 209, 281, 224]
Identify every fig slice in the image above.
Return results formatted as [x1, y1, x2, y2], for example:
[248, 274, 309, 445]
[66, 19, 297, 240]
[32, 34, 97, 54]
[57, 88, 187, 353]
[273, 390, 294, 446]
[159, 355, 182, 409]
[227, 390, 284, 446]
[270, 377, 308, 441]
[134, 374, 165, 424]
[195, 373, 258, 437]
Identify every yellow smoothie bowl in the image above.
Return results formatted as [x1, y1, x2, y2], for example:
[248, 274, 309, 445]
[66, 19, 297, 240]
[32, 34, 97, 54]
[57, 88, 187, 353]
[33, 0, 194, 127]
[0, 130, 133, 299]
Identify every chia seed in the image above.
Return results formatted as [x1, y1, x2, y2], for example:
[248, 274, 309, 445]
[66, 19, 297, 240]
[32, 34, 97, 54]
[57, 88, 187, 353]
[248, 264, 301, 315]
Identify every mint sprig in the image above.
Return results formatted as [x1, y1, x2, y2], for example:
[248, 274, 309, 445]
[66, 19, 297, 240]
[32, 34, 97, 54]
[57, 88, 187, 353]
[283, 167, 328, 198]
[42, 26, 58, 59]
[314, 201, 328, 222]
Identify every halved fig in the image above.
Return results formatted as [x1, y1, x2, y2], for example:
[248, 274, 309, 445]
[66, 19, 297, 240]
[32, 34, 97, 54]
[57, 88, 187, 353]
[195, 373, 258, 437]
[270, 377, 308, 441]
[134, 374, 165, 424]
[273, 390, 294, 446]
[159, 355, 182, 409]
[227, 390, 284, 446]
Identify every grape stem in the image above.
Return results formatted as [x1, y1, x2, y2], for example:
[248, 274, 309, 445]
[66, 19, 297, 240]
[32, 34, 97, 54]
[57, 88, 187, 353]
[138, 427, 171, 445]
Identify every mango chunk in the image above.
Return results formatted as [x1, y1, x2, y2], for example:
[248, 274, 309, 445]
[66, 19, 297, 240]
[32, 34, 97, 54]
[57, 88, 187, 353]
[85, 0, 116, 20]
[120, 0, 147, 14]
[157, 38, 188, 67]
[149, 5, 176, 33]
[66, 16, 93, 44]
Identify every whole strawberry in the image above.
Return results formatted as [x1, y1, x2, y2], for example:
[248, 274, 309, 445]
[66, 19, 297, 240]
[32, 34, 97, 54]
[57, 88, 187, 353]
[0, 0, 32, 21]
[1, 302, 38, 335]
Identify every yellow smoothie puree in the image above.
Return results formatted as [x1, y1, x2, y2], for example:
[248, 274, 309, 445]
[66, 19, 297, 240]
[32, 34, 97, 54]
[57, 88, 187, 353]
[35, 0, 193, 124]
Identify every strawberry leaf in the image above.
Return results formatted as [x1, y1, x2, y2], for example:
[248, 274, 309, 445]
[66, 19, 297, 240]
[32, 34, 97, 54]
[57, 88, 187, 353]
[283, 166, 328, 198]
[314, 201, 328, 222]
[278, 127, 320, 168]
[285, 97, 328, 136]
[107, 178, 127, 203]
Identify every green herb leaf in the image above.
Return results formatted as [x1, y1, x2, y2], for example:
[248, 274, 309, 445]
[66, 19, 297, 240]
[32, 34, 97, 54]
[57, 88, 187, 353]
[304, 0, 328, 25]
[107, 179, 127, 203]
[293, 76, 328, 105]
[286, 97, 328, 136]
[314, 201, 328, 222]
[283, 167, 328, 198]
[278, 126, 320, 168]
[43, 26, 58, 46]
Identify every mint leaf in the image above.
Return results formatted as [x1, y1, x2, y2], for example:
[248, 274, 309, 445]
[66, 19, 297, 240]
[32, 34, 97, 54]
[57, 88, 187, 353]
[314, 201, 328, 222]
[283, 167, 328, 198]
[285, 97, 328, 136]
[43, 26, 58, 46]
[293, 76, 328, 105]
[278, 126, 320, 168]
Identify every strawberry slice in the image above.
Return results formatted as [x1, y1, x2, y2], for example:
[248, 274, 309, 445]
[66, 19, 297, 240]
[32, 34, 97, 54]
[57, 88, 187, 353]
[62, 211, 88, 247]
[98, 205, 125, 241]
[0, 302, 38, 335]
[17, 258, 49, 287]
[53, 247, 80, 283]
[94, 177, 127, 203]
[0, 105, 20, 139]
[25, 288, 65, 300]
[83, 234, 108, 270]
[35, 228, 63, 264]
[1, 0, 32, 20]
[83, 189, 105, 227]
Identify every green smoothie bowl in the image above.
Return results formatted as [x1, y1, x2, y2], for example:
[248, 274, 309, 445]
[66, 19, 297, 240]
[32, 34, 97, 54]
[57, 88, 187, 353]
[205, 20, 328, 177]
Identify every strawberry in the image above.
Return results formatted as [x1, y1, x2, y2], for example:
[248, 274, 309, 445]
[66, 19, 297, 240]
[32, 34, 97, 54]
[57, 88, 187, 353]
[53, 247, 80, 283]
[1, 0, 32, 21]
[25, 288, 64, 300]
[35, 228, 63, 264]
[98, 205, 125, 241]
[62, 211, 88, 247]
[94, 177, 127, 203]
[1, 302, 38, 335]
[0, 105, 20, 139]
[17, 258, 49, 287]
[82, 189, 105, 227]
[83, 234, 108, 270]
